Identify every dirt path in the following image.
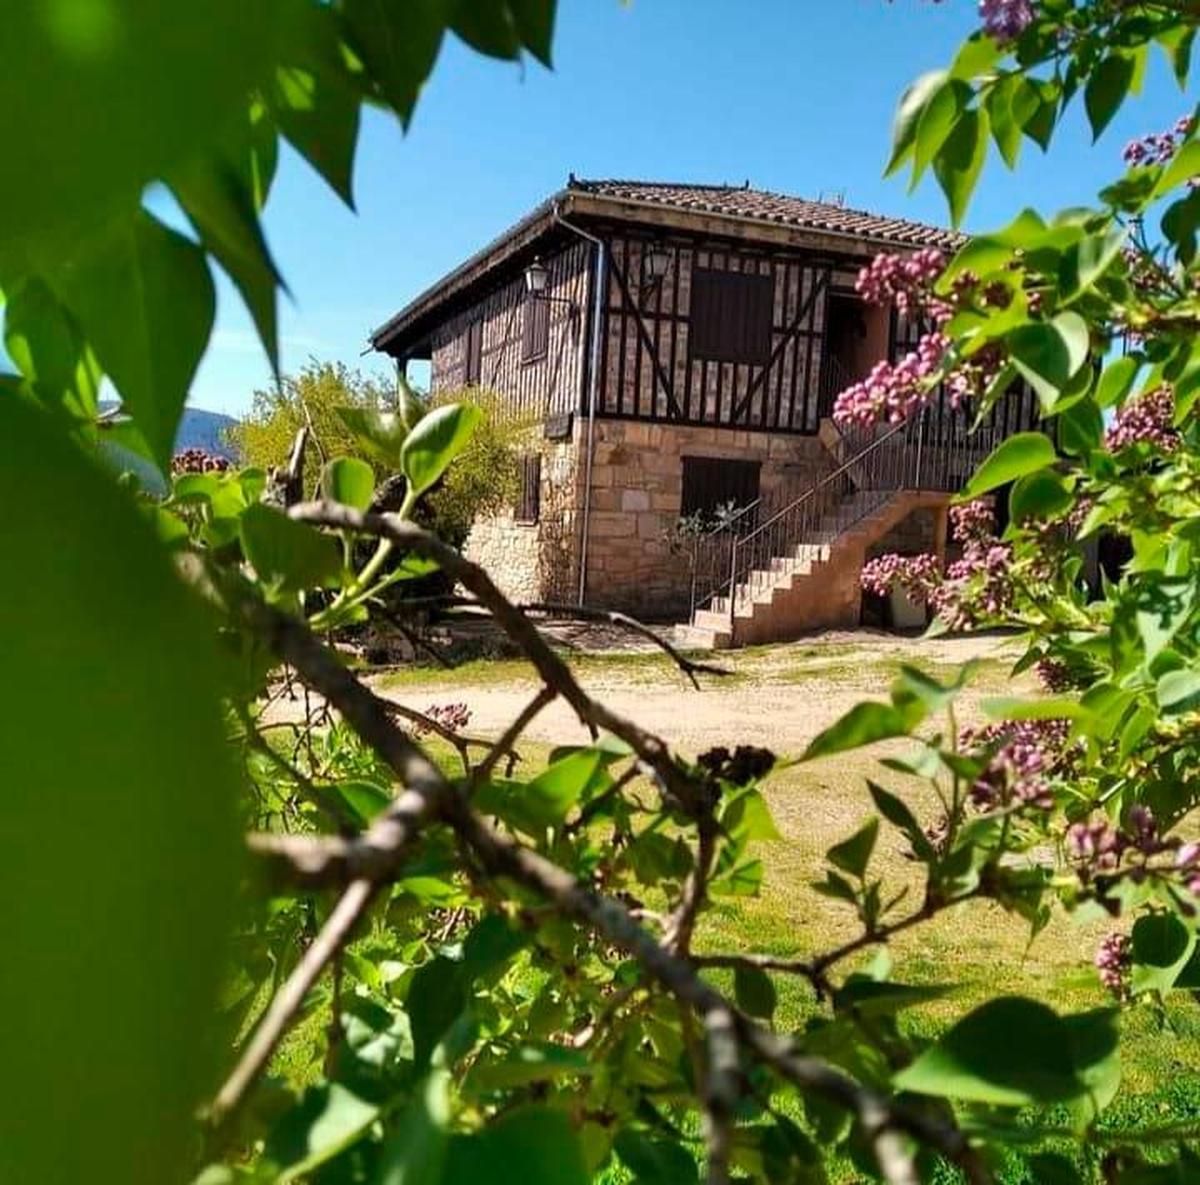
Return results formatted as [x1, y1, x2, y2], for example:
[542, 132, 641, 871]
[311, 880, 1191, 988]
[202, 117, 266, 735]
[270, 630, 1028, 758]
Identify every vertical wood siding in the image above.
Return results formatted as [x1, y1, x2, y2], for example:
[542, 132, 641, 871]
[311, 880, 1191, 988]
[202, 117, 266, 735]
[597, 233, 833, 434]
[429, 239, 592, 420]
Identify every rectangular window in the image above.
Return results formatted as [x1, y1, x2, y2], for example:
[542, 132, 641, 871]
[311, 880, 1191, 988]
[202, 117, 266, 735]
[522, 294, 550, 362]
[464, 317, 483, 385]
[689, 268, 773, 365]
[516, 452, 541, 523]
[680, 455, 761, 523]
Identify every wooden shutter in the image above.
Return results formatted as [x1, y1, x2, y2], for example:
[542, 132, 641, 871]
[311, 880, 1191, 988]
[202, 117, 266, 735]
[680, 456, 760, 523]
[689, 269, 773, 365]
[521, 294, 550, 362]
[516, 452, 541, 522]
[464, 317, 483, 385]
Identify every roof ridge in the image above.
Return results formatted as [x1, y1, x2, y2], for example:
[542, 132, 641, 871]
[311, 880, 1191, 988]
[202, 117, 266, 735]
[570, 176, 748, 194]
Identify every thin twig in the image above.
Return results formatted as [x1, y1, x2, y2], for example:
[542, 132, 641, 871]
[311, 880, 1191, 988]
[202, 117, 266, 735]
[208, 877, 374, 1125]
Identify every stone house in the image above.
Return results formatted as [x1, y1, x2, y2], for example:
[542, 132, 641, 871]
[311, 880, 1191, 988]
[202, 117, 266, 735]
[370, 178, 1038, 646]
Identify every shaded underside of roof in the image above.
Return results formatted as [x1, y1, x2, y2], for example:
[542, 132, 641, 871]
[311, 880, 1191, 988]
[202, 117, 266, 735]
[370, 177, 961, 356]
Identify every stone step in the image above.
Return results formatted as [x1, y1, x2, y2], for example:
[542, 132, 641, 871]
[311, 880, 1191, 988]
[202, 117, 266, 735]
[674, 623, 732, 651]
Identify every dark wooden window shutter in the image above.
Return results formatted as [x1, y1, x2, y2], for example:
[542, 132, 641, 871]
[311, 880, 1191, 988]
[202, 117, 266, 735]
[464, 317, 483, 385]
[689, 268, 773, 365]
[516, 452, 541, 523]
[680, 455, 761, 524]
[522, 294, 550, 362]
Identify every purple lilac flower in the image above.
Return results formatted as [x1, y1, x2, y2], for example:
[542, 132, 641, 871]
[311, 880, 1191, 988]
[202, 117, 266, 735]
[979, 0, 1035, 43]
[1095, 933, 1131, 1000]
[860, 552, 941, 598]
[1104, 385, 1179, 453]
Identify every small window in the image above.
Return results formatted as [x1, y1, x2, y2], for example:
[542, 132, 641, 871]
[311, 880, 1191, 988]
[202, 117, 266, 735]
[522, 294, 550, 362]
[680, 455, 761, 523]
[516, 453, 541, 523]
[689, 268, 773, 365]
[464, 317, 483, 385]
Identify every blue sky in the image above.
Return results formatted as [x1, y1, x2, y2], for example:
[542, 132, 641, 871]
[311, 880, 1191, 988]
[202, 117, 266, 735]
[191, 0, 1192, 416]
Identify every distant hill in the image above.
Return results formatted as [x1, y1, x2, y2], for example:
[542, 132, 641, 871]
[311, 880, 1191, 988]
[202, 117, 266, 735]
[100, 403, 240, 459]
[176, 407, 240, 458]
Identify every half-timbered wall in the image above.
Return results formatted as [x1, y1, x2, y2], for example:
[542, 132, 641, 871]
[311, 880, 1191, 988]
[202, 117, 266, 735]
[429, 239, 591, 419]
[597, 233, 833, 434]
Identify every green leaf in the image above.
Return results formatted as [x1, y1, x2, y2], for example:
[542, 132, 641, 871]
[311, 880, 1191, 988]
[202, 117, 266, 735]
[451, 3, 523, 61]
[894, 998, 1114, 1106]
[170, 160, 282, 371]
[1009, 469, 1073, 522]
[1131, 913, 1196, 994]
[868, 781, 936, 861]
[827, 818, 879, 880]
[950, 33, 1001, 81]
[709, 857, 764, 897]
[444, 1106, 590, 1185]
[267, 1083, 380, 1183]
[0, 398, 238, 1185]
[377, 1071, 451, 1185]
[614, 1131, 700, 1185]
[1005, 314, 1089, 410]
[468, 1044, 590, 1090]
[961, 432, 1058, 499]
[1095, 355, 1140, 409]
[270, 5, 362, 206]
[1157, 669, 1200, 715]
[886, 70, 949, 176]
[510, 0, 557, 66]
[315, 778, 391, 828]
[400, 402, 483, 497]
[1085, 53, 1135, 139]
[1015, 76, 1059, 150]
[0, 5, 277, 250]
[734, 965, 777, 1019]
[933, 107, 988, 228]
[240, 503, 341, 592]
[48, 209, 215, 471]
[981, 695, 1090, 722]
[321, 456, 376, 509]
[1059, 231, 1125, 304]
[336, 405, 411, 466]
[2, 277, 100, 421]
[911, 78, 971, 184]
[1156, 139, 1200, 197]
[342, 0, 448, 125]
[803, 701, 917, 760]
[833, 978, 954, 1016]
[407, 956, 467, 1073]
[985, 74, 1022, 169]
[1058, 397, 1104, 456]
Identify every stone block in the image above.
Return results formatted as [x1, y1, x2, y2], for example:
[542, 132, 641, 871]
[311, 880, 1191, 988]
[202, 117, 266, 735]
[621, 488, 651, 512]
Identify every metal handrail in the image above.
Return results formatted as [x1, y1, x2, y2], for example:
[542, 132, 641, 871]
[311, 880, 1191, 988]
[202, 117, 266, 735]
[743, 419, 909, 546]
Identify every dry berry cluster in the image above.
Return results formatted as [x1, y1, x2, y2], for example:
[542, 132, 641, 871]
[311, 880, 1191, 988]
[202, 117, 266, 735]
[171, 448, 231, 474]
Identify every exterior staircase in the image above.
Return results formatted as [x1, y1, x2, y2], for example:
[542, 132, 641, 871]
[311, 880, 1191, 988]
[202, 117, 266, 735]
[676, 411, 979, 650]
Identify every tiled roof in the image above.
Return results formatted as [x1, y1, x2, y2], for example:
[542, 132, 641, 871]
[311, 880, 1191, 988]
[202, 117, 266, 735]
[568, 178, 963, 250]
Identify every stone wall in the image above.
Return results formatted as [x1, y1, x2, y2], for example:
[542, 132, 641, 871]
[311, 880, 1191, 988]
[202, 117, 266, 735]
[582, 420, 830, 618]
[462, 430, 581, 605]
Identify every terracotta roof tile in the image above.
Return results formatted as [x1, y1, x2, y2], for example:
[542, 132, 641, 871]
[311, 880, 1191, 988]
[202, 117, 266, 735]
[569, 178, 963, 251]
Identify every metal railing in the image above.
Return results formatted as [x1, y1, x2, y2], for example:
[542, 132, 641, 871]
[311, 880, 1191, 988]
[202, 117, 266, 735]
[688, 403, 1007, 629]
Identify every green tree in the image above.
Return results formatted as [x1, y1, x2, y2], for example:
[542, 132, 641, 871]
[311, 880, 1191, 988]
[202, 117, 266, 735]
[231, 360, 394, 493]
